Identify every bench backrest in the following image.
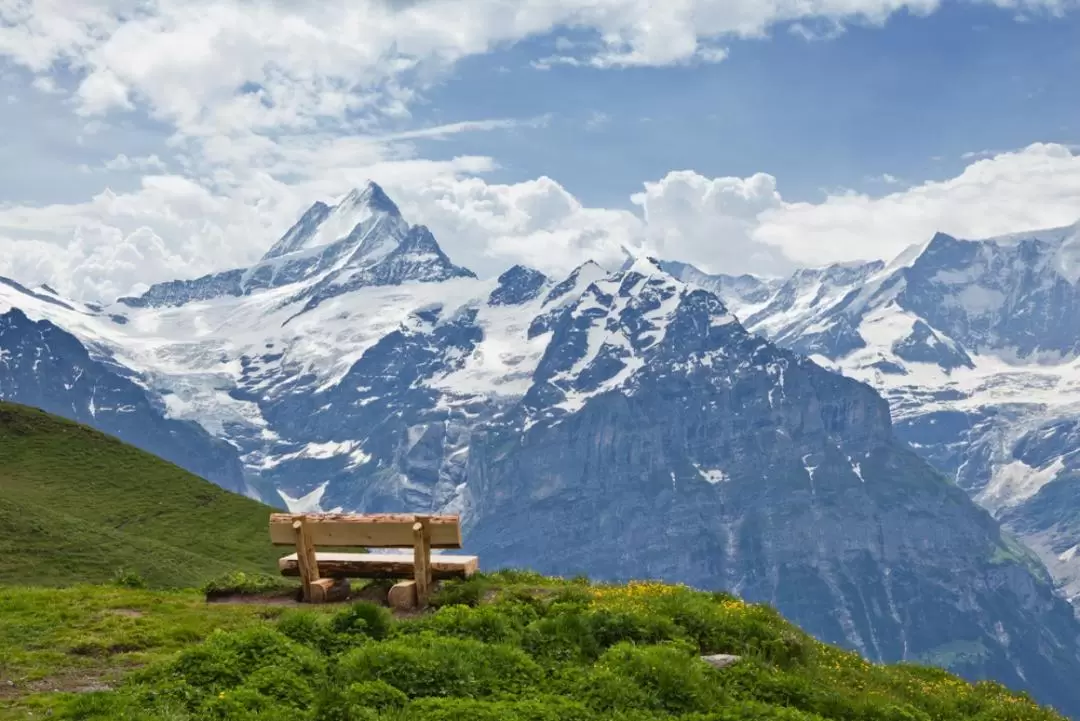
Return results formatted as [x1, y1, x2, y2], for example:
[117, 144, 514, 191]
[269, 513, 463, 549]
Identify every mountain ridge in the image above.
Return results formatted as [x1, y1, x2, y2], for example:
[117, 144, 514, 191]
[669, 219, 1080, 609]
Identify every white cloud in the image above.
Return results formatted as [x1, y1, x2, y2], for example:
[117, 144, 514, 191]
[102, 153, 167, 172]
[755, 143, 1080, 268]
[400, 175, 642, 277]
[631, 171, 792, 277]
[4, 143, 1078, 301]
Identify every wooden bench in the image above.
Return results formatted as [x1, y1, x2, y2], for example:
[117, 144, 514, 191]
[269, 512, 478, 607]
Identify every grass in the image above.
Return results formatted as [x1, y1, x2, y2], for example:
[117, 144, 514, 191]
[0, 572, 1064, 721]
[0, 402, 282, 587]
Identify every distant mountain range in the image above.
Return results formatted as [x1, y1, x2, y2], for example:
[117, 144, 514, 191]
[3, 182, 1080, 716]
[663, 221, 1080, 608]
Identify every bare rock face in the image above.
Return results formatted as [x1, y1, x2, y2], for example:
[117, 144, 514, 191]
[701, 654, 742, 670]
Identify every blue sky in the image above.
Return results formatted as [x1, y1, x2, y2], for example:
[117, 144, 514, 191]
[0, 0, 1079, 300]
[413, 3, 1080, 208]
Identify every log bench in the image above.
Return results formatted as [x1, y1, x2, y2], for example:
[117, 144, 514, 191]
[269, 512, 478, 607]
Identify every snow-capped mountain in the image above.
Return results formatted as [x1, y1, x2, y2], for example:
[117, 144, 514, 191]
[683, 221, 1080, 609]
[119, 182, 474, 313]
[4, 185, 1080, 715]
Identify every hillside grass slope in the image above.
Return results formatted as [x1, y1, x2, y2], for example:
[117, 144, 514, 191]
[1, 573, 1065, 721]
[0, 401, 280, 587]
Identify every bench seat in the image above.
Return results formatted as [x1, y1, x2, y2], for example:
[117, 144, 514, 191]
[278, 552, 478, 580]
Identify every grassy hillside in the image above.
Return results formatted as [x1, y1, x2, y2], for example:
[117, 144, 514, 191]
[0, 574, 1065, 721]
[0, 401, 280, 587]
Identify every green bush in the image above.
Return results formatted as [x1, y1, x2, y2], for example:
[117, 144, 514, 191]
[242, 665, 317, 709]
[277, 610, 343, 655]
[198, 687, 294, 721]
[484, 568, 551, 586]
[201, 571, 294, 599]
[396, 603, 528, 644]
[589, 642, 727, 714]
[112, 568, 147, 589]
[588, 607, 682, 648]
[149, 627, 323, 695]
[430, 576, 491, 607]
[345, 680, 409, 711]
[521, 612, 602, 664]
[685, 700, 830, 720]
[404, 696, 593, 721]
[330, 601, 393, 641]
[337, 634, 542, 698]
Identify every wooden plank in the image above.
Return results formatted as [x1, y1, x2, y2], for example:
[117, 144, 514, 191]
[292, 519, 319, 602]
[388, 580, 418, 611]
[413, 520, 431, 608]
[279, 552, 478, 579]
[309, 577, 350, 603]
[269, 513, 462, 548]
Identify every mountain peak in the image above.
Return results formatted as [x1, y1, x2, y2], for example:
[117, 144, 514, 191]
[620, 254, 668, 281]
[338, 181, 400, 217]
[261, 183, 405, 262]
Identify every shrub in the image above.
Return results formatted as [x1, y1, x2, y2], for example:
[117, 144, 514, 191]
[522, 612, 602, 664]
[151, 627, 323, 695]
[576, 666, 655, 713]
[345, 680, 409, 711]
[201, 571, 295, 599]
[337, 634, 542, 699]
[590, 582, 811, 668]
[396, 603, 527, 644]
[485, 568, 550, 586]
[715, 662, 866, 720]
[242, 665, 317, 709]
[587, 607, 682, 648]
[404, 696, 594, 721]
[545, 584, 593, 609]
[589, 642, 727, 714]
[330, 601, 393, 641]
[198, 688, 295, 721]
[685, 700, 830, 720]
[277, 610, 342, 655]
[112, 568, 146, 589]
[520, 604, 679, 665]
[430, 576, 491, 607]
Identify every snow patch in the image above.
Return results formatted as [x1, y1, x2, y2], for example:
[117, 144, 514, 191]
[694, 464, 729, 484]
[978, 457, 1066, 511]
[276, 481, 343, 513]
[257, 440, 368, 470]
[849, 457, 866, 483]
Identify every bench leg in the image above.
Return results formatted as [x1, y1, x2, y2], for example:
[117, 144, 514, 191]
[412, 519, 432, 608]
[292, 518, 320, 602]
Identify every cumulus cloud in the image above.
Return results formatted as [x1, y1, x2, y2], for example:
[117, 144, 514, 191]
[631, 171, 792, 277]
[398, 175, 642, 277]
[755, 143, 1080, 268]
[4, 143, 1079, 301]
